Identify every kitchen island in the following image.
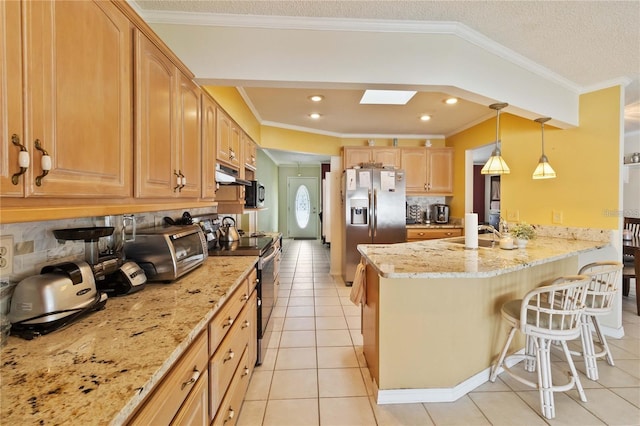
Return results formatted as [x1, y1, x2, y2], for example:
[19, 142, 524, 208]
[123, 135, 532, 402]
[0, 256, 258, 425]
[357, 232, 610, 404]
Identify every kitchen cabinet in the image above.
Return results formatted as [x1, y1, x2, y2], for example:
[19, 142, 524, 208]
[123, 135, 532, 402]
[2, 0, 132, 198]
[201, 92, 218, 200]
[406, 227, 462, 242]
[244, 133, 257, 171]
[401, 147, 453, 195]
[343, 147, 400, 169]
[217, 108, 242, 170]
[135, 31, 201, 198]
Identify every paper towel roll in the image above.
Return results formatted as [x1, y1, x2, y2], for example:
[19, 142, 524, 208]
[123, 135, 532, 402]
[465, 213, 478, 249]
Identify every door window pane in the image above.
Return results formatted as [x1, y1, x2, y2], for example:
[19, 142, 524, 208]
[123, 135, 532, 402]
[295, 185, 311, 229]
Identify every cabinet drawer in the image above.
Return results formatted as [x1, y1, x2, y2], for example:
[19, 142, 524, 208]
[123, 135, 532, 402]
[209, 282, 250, 353]
[209, 299, 253, 416]
[212, 348, 252, 426]
[406, 228, 462, 241]
[129, 332, 208, 425]
[170, 370, 209, 426]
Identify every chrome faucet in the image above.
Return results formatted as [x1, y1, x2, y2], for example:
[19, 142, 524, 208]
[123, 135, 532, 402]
[478, 224, 502, 240]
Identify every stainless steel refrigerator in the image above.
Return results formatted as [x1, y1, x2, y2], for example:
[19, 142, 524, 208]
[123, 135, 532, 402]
[342, 167, 406, 284]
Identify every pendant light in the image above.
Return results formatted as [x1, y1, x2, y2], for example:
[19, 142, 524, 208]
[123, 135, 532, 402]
[532, 117, 556, 179]
[481, 103, 510, 175]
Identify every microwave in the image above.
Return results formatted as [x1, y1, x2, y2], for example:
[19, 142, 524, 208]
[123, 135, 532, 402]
[245, 180, 265, 208]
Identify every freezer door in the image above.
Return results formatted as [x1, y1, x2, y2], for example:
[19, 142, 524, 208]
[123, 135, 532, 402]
[343, 169, 373, 284]
[372, 169, 406, 244]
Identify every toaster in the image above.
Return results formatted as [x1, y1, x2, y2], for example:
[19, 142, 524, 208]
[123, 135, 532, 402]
[8, 261, 108, 339]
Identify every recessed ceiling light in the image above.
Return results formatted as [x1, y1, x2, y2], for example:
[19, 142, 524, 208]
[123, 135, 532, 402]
[309, 113, 321, 119]
[420, 114, 431, 121]
[445, 97, 458, 105]
[360, 90, 417, 105]
[309, 95, 324, 102]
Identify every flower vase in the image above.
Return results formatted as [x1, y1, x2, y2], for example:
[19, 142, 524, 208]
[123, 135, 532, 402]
[516, 238, 528, 249]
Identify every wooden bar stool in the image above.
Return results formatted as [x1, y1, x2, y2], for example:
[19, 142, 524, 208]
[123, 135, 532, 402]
[573, 262, 623, 380]
[489, 275, 590, 420]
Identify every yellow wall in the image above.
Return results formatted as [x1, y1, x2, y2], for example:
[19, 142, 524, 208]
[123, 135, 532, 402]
[447, 86, 621, 229]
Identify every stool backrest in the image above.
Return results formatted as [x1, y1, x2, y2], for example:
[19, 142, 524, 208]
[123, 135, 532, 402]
[578, 261, 623, 313]
[624, 217, 640, 236]
[520, 275, 590, 340]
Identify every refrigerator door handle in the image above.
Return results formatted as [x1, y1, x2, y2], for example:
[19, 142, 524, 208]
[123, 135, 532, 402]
[368, 189, 373, 237]
[373, 188, 378, 237]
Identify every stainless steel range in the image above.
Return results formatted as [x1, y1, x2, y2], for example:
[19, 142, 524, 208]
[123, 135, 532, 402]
[210, 235, 281, 365]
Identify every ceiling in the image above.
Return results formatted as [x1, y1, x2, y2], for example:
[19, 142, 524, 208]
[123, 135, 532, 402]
[133, 1, 640, 165]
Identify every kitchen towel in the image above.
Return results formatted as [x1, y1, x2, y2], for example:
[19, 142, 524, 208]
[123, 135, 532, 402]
[465, 213, 479, 249]
[349, 260, 366, 305]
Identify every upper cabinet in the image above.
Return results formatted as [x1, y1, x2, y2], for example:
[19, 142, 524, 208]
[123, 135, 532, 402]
[343, 147, 401, 169]
[201, 92, 217, 200]
[401, 147, 453, 195]
[2, 0, 133, 198]
[216, 108, 241, 170]
[244, 133, 257, 171]
[134, 31, 201, 198]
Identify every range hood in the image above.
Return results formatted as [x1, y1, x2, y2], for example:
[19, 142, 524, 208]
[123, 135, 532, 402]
[216, 163, 251, 186]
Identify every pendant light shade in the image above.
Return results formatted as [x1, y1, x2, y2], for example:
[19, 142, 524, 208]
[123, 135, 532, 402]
[481, 103, 510, 175]
[532, 117, 556, 179]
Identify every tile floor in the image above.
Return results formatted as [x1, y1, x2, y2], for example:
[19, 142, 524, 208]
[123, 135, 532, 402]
[237, 239, 640, 426]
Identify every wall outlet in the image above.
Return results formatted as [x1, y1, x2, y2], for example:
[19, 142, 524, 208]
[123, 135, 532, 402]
[0, 235, 14, 275]
[506, 210, 519, 221]
[552, 210, 563, 224]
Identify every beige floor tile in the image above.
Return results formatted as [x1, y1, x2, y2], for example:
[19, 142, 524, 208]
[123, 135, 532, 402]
[259, 347, 277, 371]
[275, 347, 318, 370]
[608, 338, 640, 357]
[318, 368, 367, 397]
[283, 316, 316, 331]
[613, 358, 640, 379]
[622, 322, 640, 339]
[319, 396, 376, 425]
[346, 316, 361, 330]
[286, 306, 316, 317]
[360, 367, 375, 396]
[609, 386, 640, 408]
[315, 305, 345, 317]
[237, 400, 267, 426]
[314, 296, 341, 306]
[370, 397, 434, 426]
[350, 329, 363, 346]
[290, 289, 314, 297]
[266, 330, 281, 349]
[468, 392, 547, 425]
[340, 296, 354, 306]
[279, 330, 317, 348]
[268, 316, 284, 332]
[317, 346, 359, 368]
[292, 282, 314, 290]
[269, 369, 319, 400]
[342, 305, 361, 316]
[566, 387, 640, 425]
[424, 395, 491, 426]
[572, 359, 640, 388]
[288, 296, 315, 306]
[516, 390, 606, 425]
[316, 329, 353, 347]
[472, 376, 512, 392]
[271, 306, 287, 318]
[313, 282, 337, 289]
[244, 370, 274, 400]
[315, 316, 348, 330]
[314, 288, 339, 297]
[263, 398, 319, 426]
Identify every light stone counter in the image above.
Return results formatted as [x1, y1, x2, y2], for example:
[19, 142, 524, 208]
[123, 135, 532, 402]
[0, 256, 258, 425]
[358, 235, 609, 278]
[405, 223, 463, 229]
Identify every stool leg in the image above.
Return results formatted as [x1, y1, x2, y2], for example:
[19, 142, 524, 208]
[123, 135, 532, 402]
[561, 340, 587, 403]
[592, 316, 614, 366]
[525, 334, 537, 372]
[536, 338, 555, 419]
[490, 326, 516, 382]
[580, 315, 599, 381]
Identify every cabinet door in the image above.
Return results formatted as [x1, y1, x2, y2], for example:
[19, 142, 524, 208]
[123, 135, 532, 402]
[0, 0, 23, 196]
[343, 147, 372, 169]
[229, 122, 242, 170]
[170, 371, 209, 426]
[135, 31, 177, 198]
[400, 148, 427, 193]
[201, 93, 217, 200]
[373, 148, 400, 168]
[427, 148, 454, 194]
[216, 108, 232, 165]
[176, 74, 201, 198]
[244, 133, 257, 170]
[23, 0, 132, 197]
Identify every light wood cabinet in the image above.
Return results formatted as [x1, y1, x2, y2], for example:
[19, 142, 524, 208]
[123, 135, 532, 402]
[135, 31, 201, 198]
[244, 133, 257, 171]
[343, 147, 400, 169]
[400, 147, 453, 195]
[406, 227, 462, 242]
[2, 0, 132, 198]
[170, 370, 209, 426]
[217, 108, 241, 170]
[201, 92, 217, 200]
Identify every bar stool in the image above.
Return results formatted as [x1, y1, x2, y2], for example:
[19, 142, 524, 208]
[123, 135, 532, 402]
[572, 261, 623, 380]
[489, 275, 590, 420]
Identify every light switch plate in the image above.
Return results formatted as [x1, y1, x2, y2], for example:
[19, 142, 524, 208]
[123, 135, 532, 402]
[552, 210, 563, 224]
[0, 235, 14, 275]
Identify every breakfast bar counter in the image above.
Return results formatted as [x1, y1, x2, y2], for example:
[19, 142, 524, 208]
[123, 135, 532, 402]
[357, 232, 610, 404]
[0, 256, 258, 425]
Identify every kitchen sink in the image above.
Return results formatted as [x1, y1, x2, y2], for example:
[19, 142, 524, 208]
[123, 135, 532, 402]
[447, 237, 498, 248]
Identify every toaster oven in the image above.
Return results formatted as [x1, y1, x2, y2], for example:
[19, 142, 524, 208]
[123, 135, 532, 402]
[124, 225, 208, 282]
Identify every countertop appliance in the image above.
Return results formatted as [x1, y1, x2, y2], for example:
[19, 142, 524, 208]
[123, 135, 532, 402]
[191, 213, 220, 250]
[245, 180, 265, 208]
[432, 204, 450, 224]
[124, 225, 208, 282]
[209, 234, 280, 365]
[343, 167, 406, 284]
[8, 261, 108, 339]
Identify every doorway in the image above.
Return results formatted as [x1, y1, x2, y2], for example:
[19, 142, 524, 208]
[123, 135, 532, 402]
[287, 177, 319, 239]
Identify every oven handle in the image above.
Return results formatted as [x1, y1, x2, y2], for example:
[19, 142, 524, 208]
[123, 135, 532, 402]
[259, 244, 279, 268]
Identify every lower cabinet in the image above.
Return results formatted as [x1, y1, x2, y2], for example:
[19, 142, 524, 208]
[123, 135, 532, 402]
[406, 228, 462, 242]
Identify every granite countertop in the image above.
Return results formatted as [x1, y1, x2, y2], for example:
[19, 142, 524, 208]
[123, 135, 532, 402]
[0, 256, 258, 425]
[358, 235, 609, 279]
[406, 223, 463, 229]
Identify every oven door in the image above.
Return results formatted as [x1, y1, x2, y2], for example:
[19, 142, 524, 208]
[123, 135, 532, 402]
[256, 242, 279, 365]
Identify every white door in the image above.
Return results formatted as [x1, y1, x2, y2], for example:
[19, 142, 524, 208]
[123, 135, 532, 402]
[288, 177, 319, 239]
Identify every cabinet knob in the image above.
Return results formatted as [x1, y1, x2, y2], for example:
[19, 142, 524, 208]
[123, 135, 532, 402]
[11, 134, 29, 185]
[34, 140, 51, 186]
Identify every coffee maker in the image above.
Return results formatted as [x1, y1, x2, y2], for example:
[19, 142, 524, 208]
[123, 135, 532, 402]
[432, 204, 450, 224]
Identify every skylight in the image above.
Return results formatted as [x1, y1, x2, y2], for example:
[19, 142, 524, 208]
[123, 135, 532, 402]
[359, 90, 417, 105]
